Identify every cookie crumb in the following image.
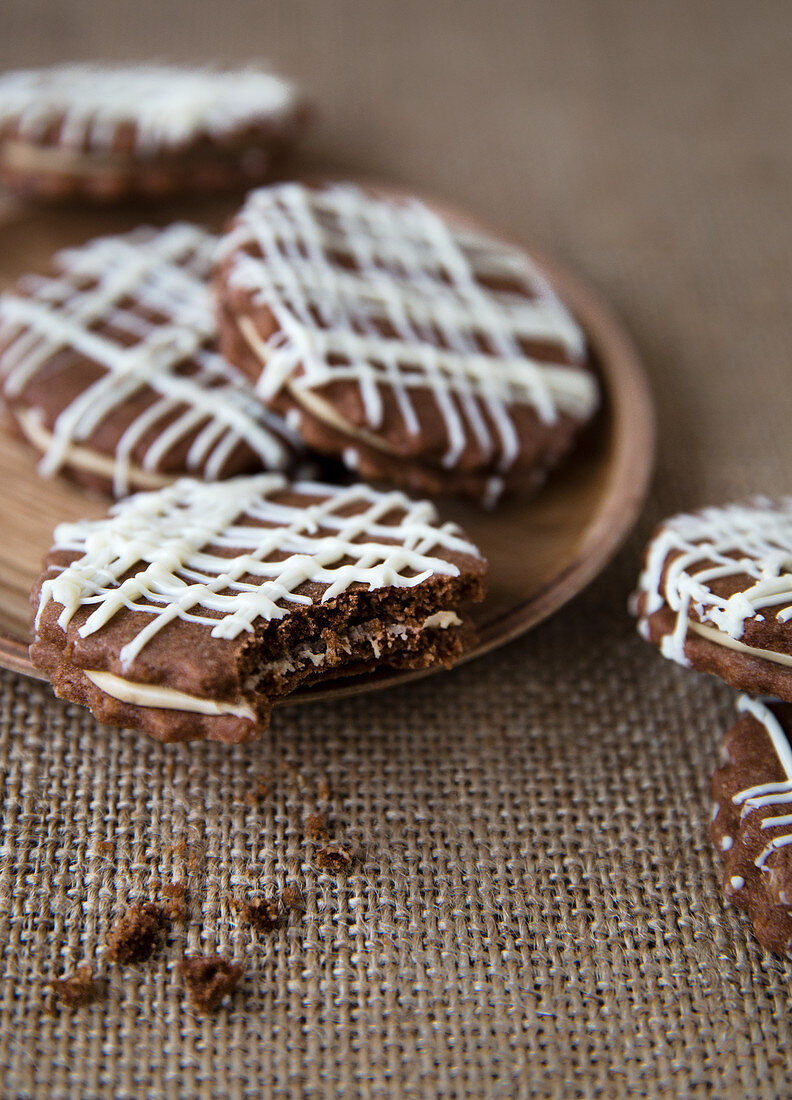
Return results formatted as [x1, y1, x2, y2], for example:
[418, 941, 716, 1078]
[314, 844, 355, 873]
[281, 886, 302, 911]
[244, 775, 270, 806]
[179, 955, 243, 1013]
[96, 840, 115, 855]
[305, 811, 329, 841]
[316, 778, 331, 801]
[106, 902, 170, 964]
[49, 965, 103, 1008]
[161, 881, 189, 921]
[231, 895, 284, 933]
[168, 841, 203, 871]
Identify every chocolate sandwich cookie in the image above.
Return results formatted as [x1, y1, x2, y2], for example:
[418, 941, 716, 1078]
[632, 498, 792, 700]
[0, 223, 307, 496]
[216, 182, 599, 506]
[711, 695, 792, 956]
[0, 63, 307, 201]
[31, 474, 487, 743]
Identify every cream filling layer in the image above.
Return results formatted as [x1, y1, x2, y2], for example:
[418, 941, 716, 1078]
[16, 407, 173, 489]
[83, 669, 256, 720]
[421, 611, 461, 629]
[687, 620, 792, 668]
[0, 139, 254, 175]
[0, 140, 132, 175]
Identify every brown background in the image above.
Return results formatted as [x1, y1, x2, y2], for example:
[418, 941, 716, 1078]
[1, 2, 791, 1097]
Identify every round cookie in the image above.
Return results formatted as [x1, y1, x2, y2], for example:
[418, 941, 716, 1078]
[215, 181, 599, 506]
[711, 695, 792, 956]
[0, 223, 308, 497]
[31, 474, 488, 743]
[0, 63, 307, 201]
[632, 498, 792, 701]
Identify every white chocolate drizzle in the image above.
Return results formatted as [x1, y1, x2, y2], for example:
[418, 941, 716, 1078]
[635, 498, 792, 667]
[733, 695, 792, 870]
[0, 64, 297, 153]
[37, 474, 480, 670]
[0, 224, 304, 496]
[220, 182, 598, 473]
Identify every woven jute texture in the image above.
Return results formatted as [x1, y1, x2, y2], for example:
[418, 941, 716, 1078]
[2, 1, 792, 1096]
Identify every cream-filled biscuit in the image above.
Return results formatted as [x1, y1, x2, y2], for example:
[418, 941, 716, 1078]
[31, 474, 487, 742]
[0, 63, 307, 200]
[0, 223, 308, 496]
[632, 498, 792, 700]
[216, 181, 599, 506]
[712, 695, 792, 956]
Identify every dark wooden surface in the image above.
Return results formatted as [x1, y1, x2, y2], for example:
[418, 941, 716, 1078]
[0, 193, 655, 680]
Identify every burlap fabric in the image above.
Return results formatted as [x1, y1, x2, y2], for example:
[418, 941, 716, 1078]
[2, 2, 792, 1096]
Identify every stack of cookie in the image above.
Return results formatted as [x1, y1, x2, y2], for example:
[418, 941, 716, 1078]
[0, 63, 309, 200]
[633, 498, 792, 957]
[0, 64, 602, 746]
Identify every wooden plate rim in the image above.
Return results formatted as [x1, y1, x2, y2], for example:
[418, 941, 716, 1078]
[0, 184, 655, 702]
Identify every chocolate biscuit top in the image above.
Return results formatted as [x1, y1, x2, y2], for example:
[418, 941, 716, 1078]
[0, 223, 305, 495]
[0, 64, 298, 153]
[219, 182, 598, 476]
[35, 474, 484, 674]
[634, 498, 792, 666]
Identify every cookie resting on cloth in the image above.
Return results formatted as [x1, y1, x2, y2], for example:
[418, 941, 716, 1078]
[711, 695, 792, 956]
[30, 474, 487, 743]
[0, 63, 307, 200]
[215, 181, 599, 505]
[632, 498, 792, 700]
[0, 223, 307, 497]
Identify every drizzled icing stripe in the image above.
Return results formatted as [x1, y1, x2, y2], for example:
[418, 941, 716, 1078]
[220, 182, 598, 473]
[37, 474, 481, 670]
[733, 696, 792, 870]
[0, 224, 303, 496]
[0, 64, 297, 153]
[635, 498, 792, 667]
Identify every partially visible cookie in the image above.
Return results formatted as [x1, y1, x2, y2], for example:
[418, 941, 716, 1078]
[0, 63, 307, 201]
[216, 181, 599, 506]
[0, 223, 307, 496]
[711, 695, 792, 956]
[632, 498, 792, 701]
[31, 474, 487, 743]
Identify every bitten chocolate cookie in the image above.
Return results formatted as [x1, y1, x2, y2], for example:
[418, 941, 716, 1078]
[31, 474, 487, 743]
[0, 63, 307, 201]
[0, 223, 307, 496]
[216, 182, 599, 506]
[711, 695, 792, 956]
[632, 498, 792, 700]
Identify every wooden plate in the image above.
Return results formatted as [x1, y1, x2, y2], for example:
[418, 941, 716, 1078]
[0, 187, 655, 704]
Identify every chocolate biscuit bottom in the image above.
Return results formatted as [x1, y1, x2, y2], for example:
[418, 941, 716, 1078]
[636, 603, 792, 703]
[218, 305, 578, 506]
[31, 576, 482, 744]
[0, 134, 297, 201]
